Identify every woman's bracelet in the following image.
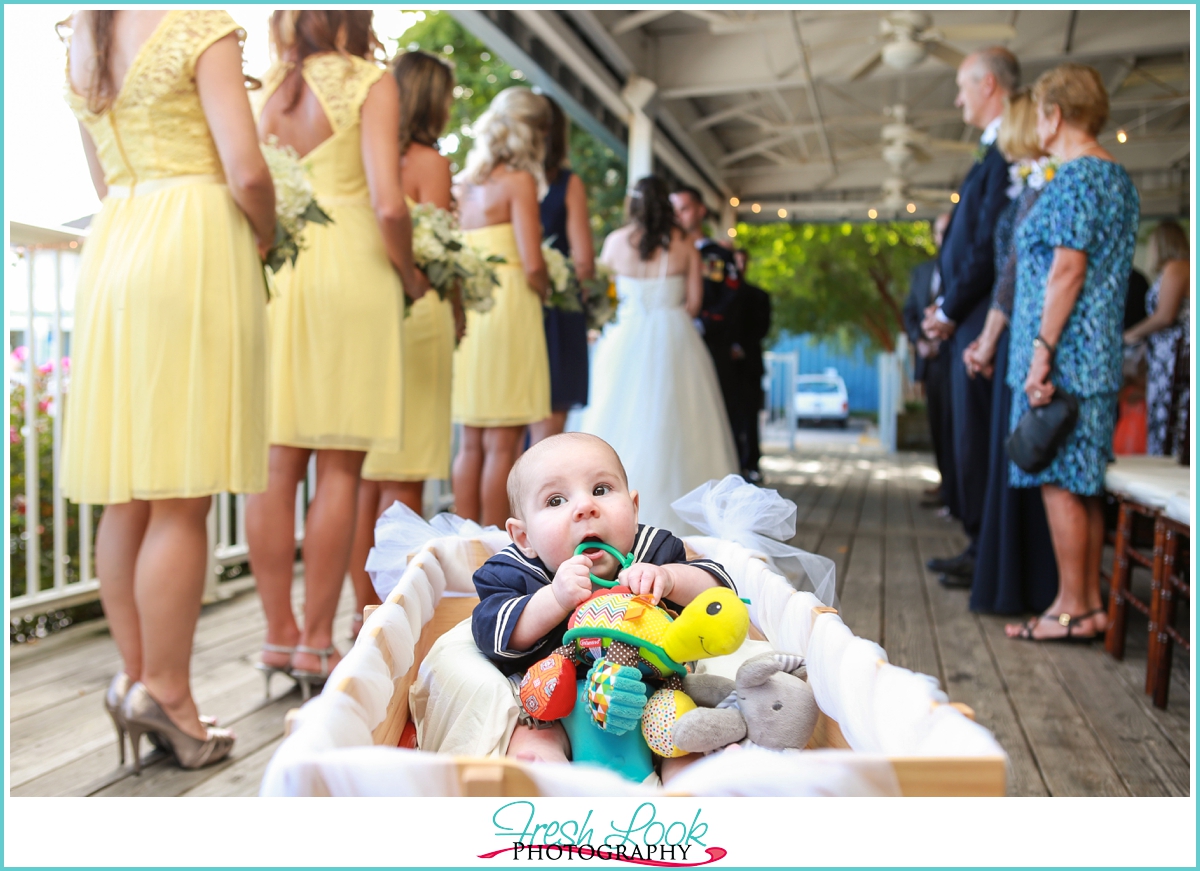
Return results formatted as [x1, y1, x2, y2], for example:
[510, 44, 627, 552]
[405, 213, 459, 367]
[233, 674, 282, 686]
[1033, 334, 1056, 357]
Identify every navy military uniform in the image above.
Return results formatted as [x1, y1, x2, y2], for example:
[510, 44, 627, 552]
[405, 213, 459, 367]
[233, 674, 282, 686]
[471, 524, 735, 676]
[696, 240, 744, 438]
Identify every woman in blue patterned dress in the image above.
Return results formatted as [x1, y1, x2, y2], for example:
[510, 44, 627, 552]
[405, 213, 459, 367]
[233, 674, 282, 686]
[963, 90, 1058, 616]
[1004, 64, 1139, 642]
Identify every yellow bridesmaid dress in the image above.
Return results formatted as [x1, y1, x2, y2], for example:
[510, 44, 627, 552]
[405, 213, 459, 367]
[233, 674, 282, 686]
[452, 224, 551, 426]
[60, 10, 268, 504]
[259, 54, 404, 452]
[362, 197, 455, 482]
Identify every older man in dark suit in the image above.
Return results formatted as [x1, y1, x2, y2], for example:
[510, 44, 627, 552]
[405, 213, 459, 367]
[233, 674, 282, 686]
[902, 212, 955, 512]
[921, 47, 1018, 587]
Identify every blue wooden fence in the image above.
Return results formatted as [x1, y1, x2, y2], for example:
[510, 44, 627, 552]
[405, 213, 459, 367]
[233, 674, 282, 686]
[768, 333, 879, 413]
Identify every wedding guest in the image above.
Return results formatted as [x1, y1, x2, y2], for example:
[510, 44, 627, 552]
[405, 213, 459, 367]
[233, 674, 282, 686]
[529, 95, 594, 444]
[922, 47, 1019, 585]
[60, 9, 274, 769]
[1123, 221, 1190, 456]
[1004, 63, 1139, 642]
[731, 249, 772, 483]
[452, 87, 552, 527]
[670, 186, 742, 443]
[348, 50, 459, 639]
[246, 10, 420, 697]
[901, 213, 956, 512]
[962, 89, 1058, 612]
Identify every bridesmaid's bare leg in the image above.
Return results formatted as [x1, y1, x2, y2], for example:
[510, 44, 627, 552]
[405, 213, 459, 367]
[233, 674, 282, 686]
[246, 446, 310, 667]
[453, 425, 485, 522]
[293, 448, 365, 674]
[481, 425, 526, 528]
[529, 412, 568, 446]
[348, 480, 384, 628]
[380, 480, 425, 517]
[96, 501, 151, 681]
[135, 496, 212, 740]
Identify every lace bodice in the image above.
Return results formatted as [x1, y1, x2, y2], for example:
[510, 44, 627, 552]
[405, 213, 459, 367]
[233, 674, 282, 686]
[64, 10, 244, 188]
[258, 54, 385, 202]
[616, 274, 687, 312]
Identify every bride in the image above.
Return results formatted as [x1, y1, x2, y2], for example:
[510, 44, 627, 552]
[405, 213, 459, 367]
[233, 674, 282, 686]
[580, 176, 738, 532]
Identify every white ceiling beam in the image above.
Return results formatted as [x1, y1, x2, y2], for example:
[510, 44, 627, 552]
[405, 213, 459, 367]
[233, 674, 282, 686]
[717, 134, 796, 167]
[690, 98, 768, 131]
[661, 77, 810, 100]
[790, 12, 836, 174]
[609, 10, 672, 36]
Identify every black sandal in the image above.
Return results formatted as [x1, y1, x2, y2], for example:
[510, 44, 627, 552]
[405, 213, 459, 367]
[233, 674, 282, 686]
[1010, 611, 1099, 644]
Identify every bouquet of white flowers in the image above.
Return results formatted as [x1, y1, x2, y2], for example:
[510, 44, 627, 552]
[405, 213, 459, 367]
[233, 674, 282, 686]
[261, 139, 332, 280]
[407, 202, 502, 316]
[540, 240, 617, 332]
[541, 242, 580, 312]
[581, 262, 617, 332]
[455, 241, 503, 315]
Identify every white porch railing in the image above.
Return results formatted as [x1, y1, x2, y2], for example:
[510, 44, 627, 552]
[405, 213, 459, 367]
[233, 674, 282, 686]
[762, 350, 799, 449]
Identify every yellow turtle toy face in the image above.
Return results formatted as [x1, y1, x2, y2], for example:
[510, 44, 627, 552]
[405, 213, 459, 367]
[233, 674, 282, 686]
[661, 587, 750, 664]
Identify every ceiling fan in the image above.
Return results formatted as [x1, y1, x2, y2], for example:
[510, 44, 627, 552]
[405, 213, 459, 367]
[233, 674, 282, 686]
[826, 12, 1017, 81]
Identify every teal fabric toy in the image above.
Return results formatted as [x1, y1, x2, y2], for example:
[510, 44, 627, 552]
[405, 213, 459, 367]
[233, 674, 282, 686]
[562, 678, 654, 782]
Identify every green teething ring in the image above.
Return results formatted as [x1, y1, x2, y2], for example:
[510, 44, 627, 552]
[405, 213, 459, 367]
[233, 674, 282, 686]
[573, 541, 634, 587]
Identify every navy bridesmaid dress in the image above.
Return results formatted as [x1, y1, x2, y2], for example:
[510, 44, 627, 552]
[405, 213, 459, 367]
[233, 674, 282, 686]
[540, 169, 590, 411]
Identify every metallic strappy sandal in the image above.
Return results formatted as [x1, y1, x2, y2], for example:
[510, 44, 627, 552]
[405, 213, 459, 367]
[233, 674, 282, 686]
[290, 645, 338, 701]
[254, 643, 297, 699]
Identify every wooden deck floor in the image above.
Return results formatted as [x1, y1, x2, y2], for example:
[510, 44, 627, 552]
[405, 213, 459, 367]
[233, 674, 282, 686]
[8, 444, 1190, 796]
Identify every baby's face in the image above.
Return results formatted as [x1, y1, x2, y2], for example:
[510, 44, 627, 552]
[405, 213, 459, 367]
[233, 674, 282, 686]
[508, 441, 638, 576]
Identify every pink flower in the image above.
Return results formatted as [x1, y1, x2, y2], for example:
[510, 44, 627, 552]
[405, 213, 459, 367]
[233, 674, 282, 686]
[38, 397, 52, 413]
[38, 361, 53, 375]
[9, 426, 20, 444]
[60, 357, 71, 373]
[10, 346, 28, 364]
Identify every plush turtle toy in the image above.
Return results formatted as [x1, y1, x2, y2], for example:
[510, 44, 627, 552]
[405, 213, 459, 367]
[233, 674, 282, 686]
[517, 585, 750, 751]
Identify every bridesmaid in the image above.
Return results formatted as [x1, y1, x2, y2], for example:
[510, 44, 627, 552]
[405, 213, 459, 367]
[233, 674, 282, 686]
[452, 87, 552, 526]
[61, 9, 274, 769]
[529, 95, 595, 444]
[246, 10, 420, 698]
[348, 50, 460, 637]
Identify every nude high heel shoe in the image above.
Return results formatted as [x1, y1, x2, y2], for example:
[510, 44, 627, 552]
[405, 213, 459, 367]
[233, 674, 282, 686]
[121, 682, 235, 774]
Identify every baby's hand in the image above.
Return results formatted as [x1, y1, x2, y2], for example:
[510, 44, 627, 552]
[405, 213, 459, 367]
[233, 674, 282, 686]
[619, 563, 674, 605]
[552, 553, 595, 612]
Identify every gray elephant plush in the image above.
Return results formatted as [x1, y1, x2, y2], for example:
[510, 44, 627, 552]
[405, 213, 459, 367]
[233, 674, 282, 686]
[672, 653, 819, 753]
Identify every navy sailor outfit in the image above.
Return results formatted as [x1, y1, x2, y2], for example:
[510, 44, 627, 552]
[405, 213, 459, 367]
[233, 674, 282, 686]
[471, 524, 735, 676]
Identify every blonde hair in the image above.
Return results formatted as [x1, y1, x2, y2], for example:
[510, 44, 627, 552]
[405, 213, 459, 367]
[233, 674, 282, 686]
[998, 89, 1045, 163]
[1033, 63, 1109, 137]
[507, 433, 628, 520]
[1147, 221, 1189, 275]
[459, 87, 550, 197]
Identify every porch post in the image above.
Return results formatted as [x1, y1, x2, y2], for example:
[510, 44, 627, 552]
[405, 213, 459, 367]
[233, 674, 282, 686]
[622, 75, 657, 190]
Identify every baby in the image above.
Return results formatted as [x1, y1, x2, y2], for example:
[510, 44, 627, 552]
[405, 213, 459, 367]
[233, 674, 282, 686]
[470, 432, 736, 765]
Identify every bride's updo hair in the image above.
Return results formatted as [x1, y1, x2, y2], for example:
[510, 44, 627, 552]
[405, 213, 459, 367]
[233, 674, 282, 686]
[629, 176, 678, 261]
[459, 87, 550, 197]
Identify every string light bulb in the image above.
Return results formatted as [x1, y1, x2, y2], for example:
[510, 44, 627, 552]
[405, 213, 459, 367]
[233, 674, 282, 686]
[730, 197, 740, 207]
[727, 227, 737, 238]
[950, 192, 960, 203]
[906, 203, 917, 214]
[751, 203, 761, 213]
[778, 208, 788, 218]
[868, 209, 878, 219]
[1116, 129, 1128, 143]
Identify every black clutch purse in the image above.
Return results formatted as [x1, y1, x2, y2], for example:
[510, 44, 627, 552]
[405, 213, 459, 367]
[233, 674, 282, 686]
[1006, 389, 1079, 474]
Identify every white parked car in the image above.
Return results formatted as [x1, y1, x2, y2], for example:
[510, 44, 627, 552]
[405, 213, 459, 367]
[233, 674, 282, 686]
[794, 370, 850, 427]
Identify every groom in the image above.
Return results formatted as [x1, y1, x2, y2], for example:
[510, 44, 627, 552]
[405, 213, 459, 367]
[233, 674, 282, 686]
[670, 186, 744, 447]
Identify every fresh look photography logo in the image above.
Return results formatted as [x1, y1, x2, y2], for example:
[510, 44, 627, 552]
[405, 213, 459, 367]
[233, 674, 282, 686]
[478, 801, 728, 865]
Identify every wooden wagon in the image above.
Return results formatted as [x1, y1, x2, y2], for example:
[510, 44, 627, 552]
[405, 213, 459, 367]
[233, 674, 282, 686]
[260, 533, 1007, 796]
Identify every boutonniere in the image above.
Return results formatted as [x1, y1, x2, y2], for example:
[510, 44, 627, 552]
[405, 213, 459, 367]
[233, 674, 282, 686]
[973, 141, 990, 164]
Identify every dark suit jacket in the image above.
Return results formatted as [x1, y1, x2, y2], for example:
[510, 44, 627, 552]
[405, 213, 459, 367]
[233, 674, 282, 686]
[937, 144, 1011, 325]
[698, 240, 743, 358]
[736, 281, 772, 383]
[903, 259, 937, 382]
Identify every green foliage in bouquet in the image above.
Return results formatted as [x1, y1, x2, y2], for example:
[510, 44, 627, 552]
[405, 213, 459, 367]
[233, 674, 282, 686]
[261, 140, 333, 285]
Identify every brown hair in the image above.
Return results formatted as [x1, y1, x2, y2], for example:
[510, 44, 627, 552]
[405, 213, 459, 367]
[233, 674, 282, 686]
[270, 10, 383, 113]
[57, 11, 118, 114]
[630, 176, 679, 261]
[392, 50, 455, 154]
[1148, 221, 1190, 275]
[1033, 63, 1109, 137]
[998, 89, 1045, 163]
[543, 95, 570, 183]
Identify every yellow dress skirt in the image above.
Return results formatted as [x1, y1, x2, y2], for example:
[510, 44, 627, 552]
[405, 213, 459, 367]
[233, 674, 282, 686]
[60, 180, 268, 503]
[267, 200, 404, 452]
[362, 290, 455, 481]
[452, 224, 551, 427]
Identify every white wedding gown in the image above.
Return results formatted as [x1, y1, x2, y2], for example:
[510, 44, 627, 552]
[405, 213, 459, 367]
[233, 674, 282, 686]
[579, 260, 738, 534]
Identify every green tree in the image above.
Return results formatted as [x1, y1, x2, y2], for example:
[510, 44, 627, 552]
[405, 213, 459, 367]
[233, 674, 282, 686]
[395, 11, 626, 243]
[736, 220, 936, 350]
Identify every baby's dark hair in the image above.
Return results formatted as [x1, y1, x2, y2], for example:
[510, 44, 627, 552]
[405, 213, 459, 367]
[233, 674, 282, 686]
[507, 433, 629, 519]
[629, 176, 679, 261]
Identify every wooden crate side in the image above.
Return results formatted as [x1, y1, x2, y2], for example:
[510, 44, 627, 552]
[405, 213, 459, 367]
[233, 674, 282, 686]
[454, 757, 540, 797]
[371, 595, 479, 746]
[890, 757, 1007, 796]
